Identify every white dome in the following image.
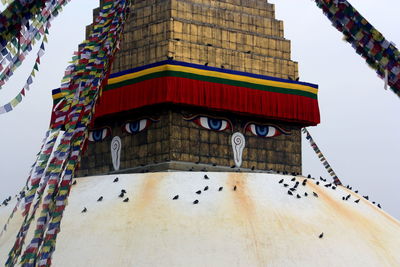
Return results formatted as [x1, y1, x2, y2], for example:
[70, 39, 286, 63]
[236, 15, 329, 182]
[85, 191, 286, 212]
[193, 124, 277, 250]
[1, 172, 399, 266]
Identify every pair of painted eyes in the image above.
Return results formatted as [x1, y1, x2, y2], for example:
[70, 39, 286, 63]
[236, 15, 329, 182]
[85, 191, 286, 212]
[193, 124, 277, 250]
[193, 116, 282, 138]
[88, 119, 152, 142]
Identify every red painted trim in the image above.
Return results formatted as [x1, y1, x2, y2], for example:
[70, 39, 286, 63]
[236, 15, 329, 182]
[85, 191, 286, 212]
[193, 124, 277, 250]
[94, 76, 320, 126]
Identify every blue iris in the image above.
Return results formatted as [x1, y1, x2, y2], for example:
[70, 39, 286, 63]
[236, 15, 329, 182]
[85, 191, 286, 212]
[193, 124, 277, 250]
[255, 125, 269, 136]
[92, 130, 104, 142]
[208, 118, 222, 130]
[129, 121, 140, 133]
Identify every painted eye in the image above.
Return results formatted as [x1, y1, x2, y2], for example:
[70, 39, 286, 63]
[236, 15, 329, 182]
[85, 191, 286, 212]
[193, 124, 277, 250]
[88, 128, 110, 142]
[246, 124, 282, 138]
[124, 119, 151, 134]
[193, 116, 231, 132]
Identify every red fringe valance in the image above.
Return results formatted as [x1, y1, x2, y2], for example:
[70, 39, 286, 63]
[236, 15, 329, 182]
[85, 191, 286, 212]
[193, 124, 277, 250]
[94, 76, 320, 126]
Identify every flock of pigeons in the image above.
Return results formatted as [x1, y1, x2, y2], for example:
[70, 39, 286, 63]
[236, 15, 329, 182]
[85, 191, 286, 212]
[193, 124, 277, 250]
[0, 172, 384, 242]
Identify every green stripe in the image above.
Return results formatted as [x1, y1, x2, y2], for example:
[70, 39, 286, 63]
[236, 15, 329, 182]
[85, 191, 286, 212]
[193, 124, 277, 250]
[104, 71, 318, 99]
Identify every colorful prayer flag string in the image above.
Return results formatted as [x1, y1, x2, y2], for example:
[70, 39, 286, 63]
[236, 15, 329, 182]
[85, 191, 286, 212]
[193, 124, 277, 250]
[0, 22, 49, 115]
[0, 129, 52, 240]
[5, 1, 131, 266]
[313, 0, 400, 97]
[5, 129, 60, 266]
[0, 0, 70, 98]
[302, 128, 343, 186]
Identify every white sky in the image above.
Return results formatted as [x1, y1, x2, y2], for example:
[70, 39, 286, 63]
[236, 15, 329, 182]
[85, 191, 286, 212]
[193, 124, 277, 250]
[0, 0, 399, 219]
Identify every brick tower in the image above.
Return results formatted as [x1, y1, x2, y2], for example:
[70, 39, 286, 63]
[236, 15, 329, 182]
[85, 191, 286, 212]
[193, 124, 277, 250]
[76, 0, 320, 176]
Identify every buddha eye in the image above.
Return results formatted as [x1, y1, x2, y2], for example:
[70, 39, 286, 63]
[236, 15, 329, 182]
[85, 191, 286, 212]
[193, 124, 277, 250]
[193, 116, 231, 132]
[245, 123, 287, 138]
[123, 119, 152, 134]
[88, 128, 111, 142]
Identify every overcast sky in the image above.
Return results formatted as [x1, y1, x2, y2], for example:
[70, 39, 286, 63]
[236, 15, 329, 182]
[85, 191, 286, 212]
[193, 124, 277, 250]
[0, 0, 399, 219]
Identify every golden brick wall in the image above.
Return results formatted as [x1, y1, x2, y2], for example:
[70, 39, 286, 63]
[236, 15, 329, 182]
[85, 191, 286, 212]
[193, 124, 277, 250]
[89, 0, 299, 79]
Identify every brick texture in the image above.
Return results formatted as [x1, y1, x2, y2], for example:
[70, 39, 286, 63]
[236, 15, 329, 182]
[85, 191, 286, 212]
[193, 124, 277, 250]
[76, 106, 301, 176]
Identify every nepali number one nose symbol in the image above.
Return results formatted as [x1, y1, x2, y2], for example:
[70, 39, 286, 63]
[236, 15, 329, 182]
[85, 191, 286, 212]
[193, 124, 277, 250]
[111, 136, 122, 171]
[231, 132, 245, 168]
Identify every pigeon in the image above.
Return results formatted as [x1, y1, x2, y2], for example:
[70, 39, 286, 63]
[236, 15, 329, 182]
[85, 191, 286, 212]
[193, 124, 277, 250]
[302, 180, 307, 186]
[218, 187, 223, 191]
[204, 186, 209, 191]
[332, 186, 336, 190]
[363, 196, 369, 200]
[123, 198, 129, 202]
[196, 190, 202, 195]
[81, 207, 87, 213]
[230, 165, 235, 168]
[307, 174, 311, 178]
[204, 175, 209, 180]
[289, 188, 296, 192]
[233, 185, 237, 191]
[72, 180, 77, 185]
[324, 184, 332, 188]
[173, 195, 179, 200]
[193, 200, 199, 204]
[313, 192, 318, 198]
[378, 204, 382, 209]
[167, 56, 174, 60]
[121, 189, 127, 194]
[355, 190, 359, 193]
[354, 199, 360, 203]
[283, 184, 289, 187]
[342, 197, 346, 201]
[279, 179, 284, 184]
[288, 190, 293, 196]
[97, 196, 103, 202]
[372, 201, 376, 204]
[113, 177, 119, 183]
[118, 192, 125, 198]
[304, 192, 308, 197]
[251, 166, 255, 171]
[316, 181, 320, 185]
[296, 194, 301, 199]
[319, 232, 324, 238]
[345, 195, 351, 200]
[204, 62, 208, 66]
[291, 177, 296, 182]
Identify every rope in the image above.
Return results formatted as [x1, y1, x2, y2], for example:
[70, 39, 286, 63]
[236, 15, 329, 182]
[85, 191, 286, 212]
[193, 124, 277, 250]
[302, 128, 342, 185]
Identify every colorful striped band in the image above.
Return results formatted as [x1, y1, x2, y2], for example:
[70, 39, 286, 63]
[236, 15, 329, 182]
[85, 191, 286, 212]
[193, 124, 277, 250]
[105, 60, 318, 99]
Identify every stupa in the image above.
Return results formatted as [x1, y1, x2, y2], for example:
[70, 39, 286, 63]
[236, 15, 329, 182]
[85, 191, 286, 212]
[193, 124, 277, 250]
[74, 0, 320, 177]
[1, 0, 399, 266]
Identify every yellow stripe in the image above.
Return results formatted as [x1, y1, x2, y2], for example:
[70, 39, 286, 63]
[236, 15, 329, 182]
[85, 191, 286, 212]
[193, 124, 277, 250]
[107, 64, 318, 95]
[52, 93, 64, 100]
